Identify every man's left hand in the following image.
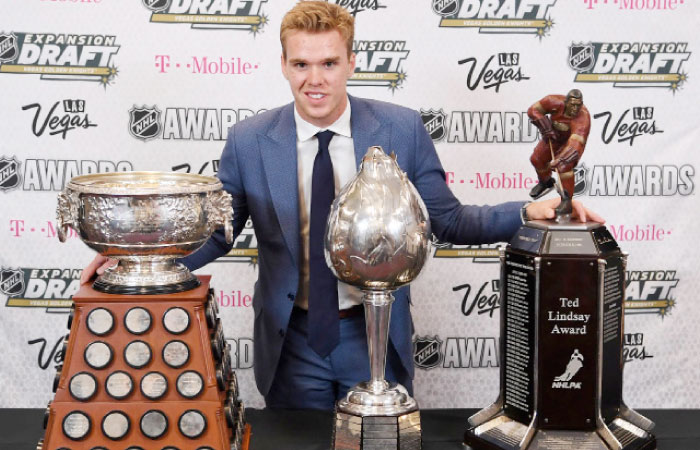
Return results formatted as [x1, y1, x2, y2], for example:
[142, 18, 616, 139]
[526, 197, 605, 223]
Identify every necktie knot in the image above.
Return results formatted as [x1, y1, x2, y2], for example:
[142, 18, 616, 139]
[316, 130, 334, 153]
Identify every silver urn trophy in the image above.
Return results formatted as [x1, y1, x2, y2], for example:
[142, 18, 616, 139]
[326, 146, 430, 450]
[56, 171, 233, 294]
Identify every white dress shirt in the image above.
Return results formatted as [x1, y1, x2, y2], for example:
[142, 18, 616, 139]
[294, 99, 363, 311]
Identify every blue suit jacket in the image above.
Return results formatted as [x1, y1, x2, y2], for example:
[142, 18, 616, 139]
[183, 95, 523, 396]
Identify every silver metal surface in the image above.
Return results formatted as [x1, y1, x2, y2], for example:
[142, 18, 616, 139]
[62, 411, 90, 440]
[140, 371, 168, 400]
[177, 370, 204, 398]
[163, 340, 190, 368]
[140, 410, 168, 439]
[124, 307, 152, 334]
[86, 308, 114, 336]
[56, 171, 233, 290]
[124, 340, 152, 369]
[105, 371, 134, 399]
[163, 307, 190, 334]
[102, 411, 130, 440]
[328, 147, 428, 448]
[179, 410, 207, 438]
[325, 146, 430, 291]
[69, 372, 97, 401]
[84, 341, 113, 369]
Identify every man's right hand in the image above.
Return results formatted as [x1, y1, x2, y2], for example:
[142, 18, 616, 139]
[80, 254, 118, 285]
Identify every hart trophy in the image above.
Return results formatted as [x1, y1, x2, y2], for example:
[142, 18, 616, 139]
[463, 90, 655, 450]
[38, 172, 250, 450]
[325, 146, 430, 450]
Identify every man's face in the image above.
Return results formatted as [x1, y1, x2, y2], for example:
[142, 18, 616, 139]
[564, 97, 583, 117]
[281, 30, 356, 128]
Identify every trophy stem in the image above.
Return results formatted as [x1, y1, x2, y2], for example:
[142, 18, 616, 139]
[363, 290, 394, 393]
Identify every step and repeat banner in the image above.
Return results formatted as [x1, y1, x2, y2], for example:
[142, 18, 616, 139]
[1, 0, 698, 410]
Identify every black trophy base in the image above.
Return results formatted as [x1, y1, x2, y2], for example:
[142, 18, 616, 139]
[464, 415, 656, 450]
[332, 411, 422, 450]
[92, 278, 201, 295]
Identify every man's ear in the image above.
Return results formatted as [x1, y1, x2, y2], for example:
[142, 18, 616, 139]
[347, 52, 356, 78]
[281, 53, 289, 80]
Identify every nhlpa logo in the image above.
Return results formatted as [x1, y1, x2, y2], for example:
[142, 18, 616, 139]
[432, 0, 459, 16]
[413, 335, 443, 370]
[142, 0, 171, 12]
[0, 33, 18, 62]
[569, 43, 595, 72]
[0, 156, 22, 191]
[129, 106, 162, 140]
[552, 349, 583, 389]
[0, 269, 24, 296]
[420, 109, 447, 141]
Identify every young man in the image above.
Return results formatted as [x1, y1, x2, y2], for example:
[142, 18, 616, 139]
[83, 1, 602, 410]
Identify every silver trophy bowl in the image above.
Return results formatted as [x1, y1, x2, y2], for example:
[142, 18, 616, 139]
[326, 146, 430, 450]
[57, 171, 233, 294]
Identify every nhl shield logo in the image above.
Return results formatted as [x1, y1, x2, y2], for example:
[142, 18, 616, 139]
[569, 43, 595, 72]
[413, 335, 443, 370]
[142, 0, 171, 11]
[574, 165, 587, 196]
[0, 33, 18, 63]
[0, 156, 21, 191]
[0, 269, 24, 296]
[420, 109, 447, 141]
[129, 106, 162, 141]
[432, 0, 460, 16]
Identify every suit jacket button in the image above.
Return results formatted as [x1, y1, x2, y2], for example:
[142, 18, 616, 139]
[279, 329, 285, 337]
[287, 293, 295, 301]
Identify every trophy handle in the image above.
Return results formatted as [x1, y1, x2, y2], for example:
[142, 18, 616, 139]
[56, 190, 79, 243]
[206, 190, 234, 244]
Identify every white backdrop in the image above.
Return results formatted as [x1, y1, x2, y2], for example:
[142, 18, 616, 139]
[1, 0, 698, 410]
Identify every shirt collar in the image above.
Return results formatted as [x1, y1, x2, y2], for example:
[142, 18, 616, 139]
[294, 96, 352, 142]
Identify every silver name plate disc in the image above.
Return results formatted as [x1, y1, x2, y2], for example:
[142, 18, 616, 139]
[179, 410, 207, 438]
[69, 372, 97, 401]
[163, 340, 190, 368]
[141, 371, 168, 400]
[105, 371, 133, 399]
[140, 410, 168, 439]
[86, 308, 115, 336]
[176, 370, 204, 399]
[124, 340, 152, 369]
[124, 307, 152, 335]
[62, 411, 91, 440]
[84, 341, 113, 370]
[163, 307, 190, 334]
[102, 411, 130, 440]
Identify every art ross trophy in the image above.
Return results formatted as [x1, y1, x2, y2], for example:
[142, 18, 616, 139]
[326, 146, 430, 450]
[463, 91, 656, 450]
[39, 172, 250, 450]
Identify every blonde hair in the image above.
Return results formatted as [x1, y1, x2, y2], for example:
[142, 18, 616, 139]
[280, 1, 355, 58]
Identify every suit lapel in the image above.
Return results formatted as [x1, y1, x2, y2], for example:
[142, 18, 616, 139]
[258, 104, 301, 268]
[349, 96, 392, 168]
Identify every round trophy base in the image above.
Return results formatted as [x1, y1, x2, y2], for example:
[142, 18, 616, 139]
[92, 260, 200, 295]
[337, 381, 418, 417]
[93, 277, 201, 295]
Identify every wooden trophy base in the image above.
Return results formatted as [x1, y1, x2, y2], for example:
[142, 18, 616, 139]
[37, 276, 249, 450]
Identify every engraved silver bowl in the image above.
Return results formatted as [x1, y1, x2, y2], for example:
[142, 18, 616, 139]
[57, 171, 233, 294]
